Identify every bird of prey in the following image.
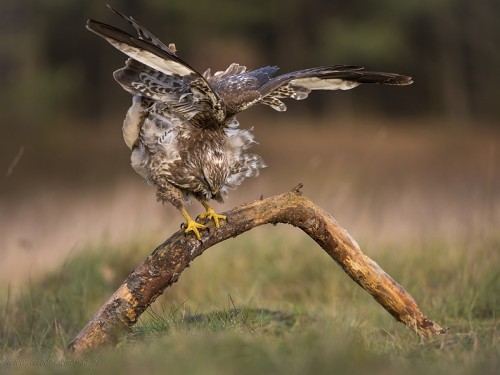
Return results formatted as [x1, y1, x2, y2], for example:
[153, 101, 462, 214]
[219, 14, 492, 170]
[86, 6, 412, 240]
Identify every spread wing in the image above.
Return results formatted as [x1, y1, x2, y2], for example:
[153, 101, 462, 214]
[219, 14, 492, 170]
[86, 6, 225, 126]
[209, 64, 412, 113]
[258, 65, 413, 111]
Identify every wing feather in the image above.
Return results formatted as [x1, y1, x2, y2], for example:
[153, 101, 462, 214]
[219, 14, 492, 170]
[107, 5, 173, 53]
[86, 19, 194, 77]
[86, 11, 225, 125]
[257, 65, 412, 111]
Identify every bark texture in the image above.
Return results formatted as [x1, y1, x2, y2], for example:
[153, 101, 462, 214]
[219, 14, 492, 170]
[67, 185, 446, 355]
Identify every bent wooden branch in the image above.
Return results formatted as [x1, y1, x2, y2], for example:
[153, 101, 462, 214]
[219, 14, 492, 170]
[67, 185, 446, 355]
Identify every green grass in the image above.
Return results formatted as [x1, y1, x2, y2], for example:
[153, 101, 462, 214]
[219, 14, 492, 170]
[0, 229, 499, 374]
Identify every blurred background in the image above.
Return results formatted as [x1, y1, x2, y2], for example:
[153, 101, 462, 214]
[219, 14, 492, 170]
[0, 0, 499, 285]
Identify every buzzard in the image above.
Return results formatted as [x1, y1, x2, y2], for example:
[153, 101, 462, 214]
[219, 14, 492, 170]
[86, 6, 412, 240]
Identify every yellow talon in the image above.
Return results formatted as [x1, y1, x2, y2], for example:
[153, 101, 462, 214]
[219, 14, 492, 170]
[198, 204, 226, 228]
[184, 219, 206, 240]
[180, 208, 206, 240]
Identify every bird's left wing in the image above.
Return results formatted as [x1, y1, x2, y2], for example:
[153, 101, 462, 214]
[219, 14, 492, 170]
[207, 64, 412, 115]
[86, 6, 225, 125]
[257, 65, 413, 111]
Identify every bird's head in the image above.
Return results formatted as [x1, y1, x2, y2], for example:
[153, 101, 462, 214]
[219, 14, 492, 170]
[200, 165, 227, 202]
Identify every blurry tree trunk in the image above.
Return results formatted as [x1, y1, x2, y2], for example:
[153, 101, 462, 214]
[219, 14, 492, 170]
[465, 0, 499, 119]
[432, 8, 471, 126]
[67, 185, 446, 356]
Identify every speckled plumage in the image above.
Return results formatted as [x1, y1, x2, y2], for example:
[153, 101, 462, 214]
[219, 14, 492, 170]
[86, 6, 412, 239]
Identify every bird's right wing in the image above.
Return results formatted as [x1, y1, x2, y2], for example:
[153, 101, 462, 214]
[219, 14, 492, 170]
[86, 6, 225, 125]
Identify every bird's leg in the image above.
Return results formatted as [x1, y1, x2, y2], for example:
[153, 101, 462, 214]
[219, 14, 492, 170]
[197, 200, 227, 228]
[155, 179, 206, 240]
[180, 207, 206, 241]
